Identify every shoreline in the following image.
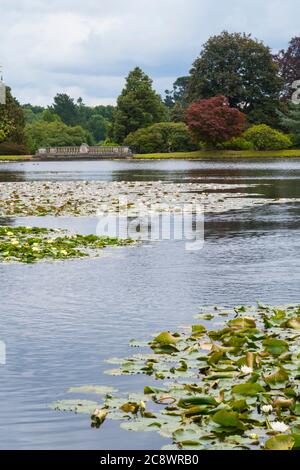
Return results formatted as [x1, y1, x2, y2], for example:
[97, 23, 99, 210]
[2, 149, 300, 162]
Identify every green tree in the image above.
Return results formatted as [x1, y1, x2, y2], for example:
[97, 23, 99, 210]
[164, 76, 190, 108]
[51, 93, 79, 126]
[124, 122, 197, 154]
[112, 67, 167, 143]
[188, 32, 281, 125]
[0, 87, 26, 145]
[25, 120, 92, 153]
[86, 114, 109, 142]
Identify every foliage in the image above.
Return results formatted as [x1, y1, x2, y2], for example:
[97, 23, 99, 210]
[51, 93, 79, 126]
[23, 100, 114, 143]
[0, 115, 14, 143]
[243, 124, 293, 150]
[0, 142, 28, 155]
[124, 122, 197, 153]
[112, 67, 168, 143]
[52, 303, 300, 450]
[0, 87, 26, 145]
[0, 226, 133, 263]
[186, 95, 246, 145]
[164, 76, 190, 108]
[188, 31, 281, 124]
[218, 137, 254, 151]
[25, 120, 92, 153]
[275, 37, 300, 99]
[86, 114, 109, 142]
[98, 138, 120, 147]
[279, 101, 300, 146]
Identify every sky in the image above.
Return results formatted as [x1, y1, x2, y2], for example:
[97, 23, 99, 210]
[0, 0, 299, 107]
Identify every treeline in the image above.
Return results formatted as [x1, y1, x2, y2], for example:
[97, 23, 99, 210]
[1, 31, 300, 154]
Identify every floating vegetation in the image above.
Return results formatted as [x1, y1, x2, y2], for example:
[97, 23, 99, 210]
[0, 226, 133, 263]
[1, 180, 296, 218]
[52, 304, 300, 450]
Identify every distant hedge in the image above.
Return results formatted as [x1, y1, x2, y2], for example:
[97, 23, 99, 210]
[0, 142, 29, 155]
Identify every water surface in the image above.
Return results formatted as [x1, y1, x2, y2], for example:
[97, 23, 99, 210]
[0, 159, 299, 449]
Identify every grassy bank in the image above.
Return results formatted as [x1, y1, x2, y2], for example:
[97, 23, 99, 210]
[0, 155, 33, 161]
[133, 149, 300, 159]
[2, 149, 300, 161]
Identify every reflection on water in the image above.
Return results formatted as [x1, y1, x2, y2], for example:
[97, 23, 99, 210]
[0, 159, 299, 449]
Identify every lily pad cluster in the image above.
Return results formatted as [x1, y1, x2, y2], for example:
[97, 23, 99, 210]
[1, 180, 297, 218]
[52, 303, 300, 450]
[0, 226, 133, 263]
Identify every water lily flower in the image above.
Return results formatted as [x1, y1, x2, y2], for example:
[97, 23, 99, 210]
[249, 434, 259, 440]
[32, 246, 40, 252]
[11, 239, 20, 245]
[60, 250, 68, 256]
[240, 365, 253, 375]
[270, 421, 289, 433]
[261, 405, 273, 414]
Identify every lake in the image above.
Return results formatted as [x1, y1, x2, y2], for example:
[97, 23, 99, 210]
[0, 159, 299, 449]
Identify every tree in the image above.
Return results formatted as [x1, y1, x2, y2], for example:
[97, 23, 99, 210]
[86, 114, 109, 142]
[164, 76, 190, 108]
[51, 93, 79, 126]
[188, 32, 281, 124]
[0, 86, 26, 145]
[279, 101, 300, 146]
[124, 122, 197, 154]
[186, 95, 246, 145]
[112, 67, 167, 143]
[25, 120, 92, 153]
[275, 37, 300, 100]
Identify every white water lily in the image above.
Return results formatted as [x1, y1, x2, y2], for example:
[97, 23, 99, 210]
[261, 405, 273, 414]
[32, 246, 40, 252]
[60, 250, 68, 255]
[240, 365, 253, 375]
[11, 239, 20, 245]
[270, 421, 289, 433]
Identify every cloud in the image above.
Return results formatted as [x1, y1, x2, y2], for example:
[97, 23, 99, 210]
[1, 0, 300, 106]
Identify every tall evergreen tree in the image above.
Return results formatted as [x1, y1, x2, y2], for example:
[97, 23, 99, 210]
[112, 67, 167, 143]
[51, 93, 79, 126]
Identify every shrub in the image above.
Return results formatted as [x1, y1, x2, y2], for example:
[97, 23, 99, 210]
[124, 122, 197, 154]
[0, 142, 28, 155]
[186, 96, 246, 145]
[217, 137, 254, 150]
[243, 124, 292, 150]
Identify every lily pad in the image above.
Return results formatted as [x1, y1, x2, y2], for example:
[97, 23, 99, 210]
[264, 434, 295, 450]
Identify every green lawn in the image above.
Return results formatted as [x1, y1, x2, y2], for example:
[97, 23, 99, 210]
[0, 155, 33, 161]
[133, 149, 300, 159]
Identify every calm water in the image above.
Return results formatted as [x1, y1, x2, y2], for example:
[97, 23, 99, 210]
[0, 159, 299, 449]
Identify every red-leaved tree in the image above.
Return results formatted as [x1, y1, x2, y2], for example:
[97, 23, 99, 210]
[186, 96, 246, 145]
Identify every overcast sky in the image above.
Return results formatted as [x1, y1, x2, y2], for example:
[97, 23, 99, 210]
[0, 0, 299, 106]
